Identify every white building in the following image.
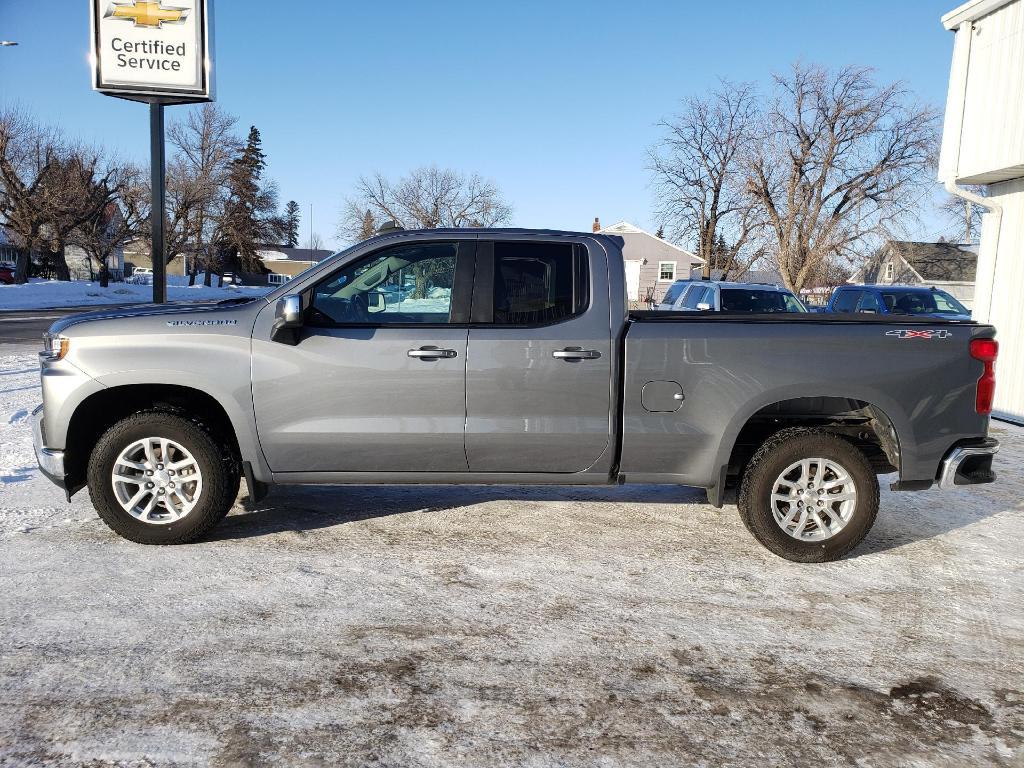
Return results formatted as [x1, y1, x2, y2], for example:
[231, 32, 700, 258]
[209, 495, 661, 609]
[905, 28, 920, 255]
[939, 0, 1024, 423]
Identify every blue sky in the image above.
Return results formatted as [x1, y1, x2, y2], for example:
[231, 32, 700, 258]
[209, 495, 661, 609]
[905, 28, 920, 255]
[1, 1, 958, 249]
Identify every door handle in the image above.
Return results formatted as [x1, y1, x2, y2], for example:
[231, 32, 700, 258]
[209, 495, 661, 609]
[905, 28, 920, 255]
[408, 347, 457, 359]
[552, 349, 601, 360]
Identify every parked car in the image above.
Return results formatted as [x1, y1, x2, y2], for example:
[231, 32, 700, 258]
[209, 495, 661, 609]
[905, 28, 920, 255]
[826, 285, 972, 320]
[33, 228, 998, 562]
[0, 265, 14, 285]
[128, 267, 153, 285]
[661, 280, 808, 313]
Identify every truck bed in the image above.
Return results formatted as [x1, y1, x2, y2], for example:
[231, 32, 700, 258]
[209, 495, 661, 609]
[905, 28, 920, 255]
[619, 312, 995, 495]
[630, 310, 980, 325]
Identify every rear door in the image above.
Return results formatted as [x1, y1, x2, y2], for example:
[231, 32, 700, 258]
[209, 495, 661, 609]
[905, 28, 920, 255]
[464, 238, 613, 473]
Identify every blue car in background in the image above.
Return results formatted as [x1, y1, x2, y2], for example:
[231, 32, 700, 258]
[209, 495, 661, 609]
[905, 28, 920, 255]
[826, 284, 972, 320]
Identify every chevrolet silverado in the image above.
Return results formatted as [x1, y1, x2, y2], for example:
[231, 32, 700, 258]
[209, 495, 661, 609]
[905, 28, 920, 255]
[32, 229, 999, 562]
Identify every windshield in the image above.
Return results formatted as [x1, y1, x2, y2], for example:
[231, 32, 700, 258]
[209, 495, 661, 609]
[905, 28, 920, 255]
[721, 288, 805, 313]
[881, 289, 969, 316]
[661, 281, 688, 305]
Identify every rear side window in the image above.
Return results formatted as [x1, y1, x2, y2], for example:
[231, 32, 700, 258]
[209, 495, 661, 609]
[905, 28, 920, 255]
[491, 242, 587, 325]
[831, 290, 860, 313]
[720, 289, 788, 312]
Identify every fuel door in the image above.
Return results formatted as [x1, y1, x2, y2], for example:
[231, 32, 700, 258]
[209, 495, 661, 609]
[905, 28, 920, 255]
[641, 380, 684, 412]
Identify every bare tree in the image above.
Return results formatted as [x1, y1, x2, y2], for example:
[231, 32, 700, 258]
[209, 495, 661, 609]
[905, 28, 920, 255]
[167, 104, 240, 284]
[71, 163, 149, 278]
[36, 146, 127, 280]
[304, 232, 324, 251]
[337, 166, 512, 243]
[0, 108, 60, 283]
[938, 185, 985, 244]
[649, 81, 765, 279]
[746, 64, 939, 293]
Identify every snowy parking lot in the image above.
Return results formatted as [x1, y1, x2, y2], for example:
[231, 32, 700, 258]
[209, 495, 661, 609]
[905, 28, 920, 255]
[1, 351, 1022, 766]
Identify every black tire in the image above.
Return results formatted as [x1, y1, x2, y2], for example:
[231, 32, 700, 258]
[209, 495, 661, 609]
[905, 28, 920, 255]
[738, 428, 879, 563]
[87, 411, 240, 544]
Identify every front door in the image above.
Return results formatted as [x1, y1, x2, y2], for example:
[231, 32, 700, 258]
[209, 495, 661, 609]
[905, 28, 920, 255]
[465, 239, 613, 473]
[252, 240, 474, 473]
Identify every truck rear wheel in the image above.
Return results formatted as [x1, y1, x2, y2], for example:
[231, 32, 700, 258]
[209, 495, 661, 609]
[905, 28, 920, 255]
[87, 411, 239, 545]
[737, 428, 879, 562]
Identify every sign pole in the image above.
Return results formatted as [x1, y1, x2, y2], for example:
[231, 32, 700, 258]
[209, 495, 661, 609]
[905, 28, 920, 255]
[149, 101, 167, 304]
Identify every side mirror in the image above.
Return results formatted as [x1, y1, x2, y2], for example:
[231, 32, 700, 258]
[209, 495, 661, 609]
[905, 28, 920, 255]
[271, 295, 303, 345]
[696, 302, 712, 311]
[367, 290, 387, 313]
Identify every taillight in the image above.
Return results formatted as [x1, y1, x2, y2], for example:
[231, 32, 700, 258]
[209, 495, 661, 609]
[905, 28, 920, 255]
[970, 338, 998, 415]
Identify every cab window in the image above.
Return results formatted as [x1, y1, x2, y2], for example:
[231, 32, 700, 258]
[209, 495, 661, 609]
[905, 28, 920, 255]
[683, 284, 710, 309]
[484, 242, 588, 325]
[309, 242, 460, 325]
[857, 291, 883, 313]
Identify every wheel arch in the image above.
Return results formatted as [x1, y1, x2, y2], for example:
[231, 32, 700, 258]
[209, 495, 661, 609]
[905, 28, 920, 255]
[714, 389, 906, 498]
[64, 382, 250, 493]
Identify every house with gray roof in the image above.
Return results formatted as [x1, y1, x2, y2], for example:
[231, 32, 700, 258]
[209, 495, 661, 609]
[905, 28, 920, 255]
[592, 219, 704, 306]
[848, 241, 978, 307]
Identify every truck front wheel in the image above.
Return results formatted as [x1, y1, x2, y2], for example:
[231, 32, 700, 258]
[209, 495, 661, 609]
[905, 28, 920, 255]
[738, 428, 879, 562]
[87, 411, 240, 544]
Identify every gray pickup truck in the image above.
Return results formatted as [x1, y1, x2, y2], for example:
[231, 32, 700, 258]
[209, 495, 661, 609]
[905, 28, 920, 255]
[32, 228, 999, 562]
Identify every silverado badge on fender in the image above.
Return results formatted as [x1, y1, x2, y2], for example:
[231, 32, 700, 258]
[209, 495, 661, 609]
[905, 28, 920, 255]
[885, 329, 953, 339]
[166, 319, 238, 327]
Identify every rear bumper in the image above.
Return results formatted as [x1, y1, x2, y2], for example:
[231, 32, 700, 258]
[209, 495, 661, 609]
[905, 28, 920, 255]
[31, 405, 67, 490]
[937, 438, 998, 490]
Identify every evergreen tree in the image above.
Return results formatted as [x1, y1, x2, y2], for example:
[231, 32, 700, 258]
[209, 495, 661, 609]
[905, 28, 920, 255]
[358, 209, 376, 241]
[655, 225, 665, 239]
[283, 200, 300, 247]
[220, 126, 282, 272]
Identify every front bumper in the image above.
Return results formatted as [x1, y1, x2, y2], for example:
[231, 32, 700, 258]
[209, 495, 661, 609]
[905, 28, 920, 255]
[31, 405, 67, 490]
[937, 438, 999, 490]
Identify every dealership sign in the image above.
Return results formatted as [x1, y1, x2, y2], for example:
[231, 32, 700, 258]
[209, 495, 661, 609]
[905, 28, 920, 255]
[90, 0, 213, 101]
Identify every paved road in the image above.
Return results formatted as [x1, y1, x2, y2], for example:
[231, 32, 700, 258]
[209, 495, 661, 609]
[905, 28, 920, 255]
[0, 305, 124, 348]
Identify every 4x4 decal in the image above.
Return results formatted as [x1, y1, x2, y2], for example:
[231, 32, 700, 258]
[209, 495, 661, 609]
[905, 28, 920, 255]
[885, 329, 952, 339]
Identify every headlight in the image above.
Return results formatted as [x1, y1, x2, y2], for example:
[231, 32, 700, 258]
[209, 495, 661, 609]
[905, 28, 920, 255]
[41, 333, 70, 361]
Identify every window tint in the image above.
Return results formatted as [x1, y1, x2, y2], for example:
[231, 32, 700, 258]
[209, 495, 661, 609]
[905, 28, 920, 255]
[662, 281, 688, 305]
[683, 284, 710, 309]
[720, 289, 791, 313]
[831, 290, 860, 313]
[310, 242, 457, 324]
[857, 291, 883, 313]
[881, 289, 969, 315]
[492, 242, 586, 325]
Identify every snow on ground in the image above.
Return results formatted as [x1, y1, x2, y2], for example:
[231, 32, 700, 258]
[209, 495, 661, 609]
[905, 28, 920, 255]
[0, 276, 271, 310]
[0, 352, 1022, 766]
